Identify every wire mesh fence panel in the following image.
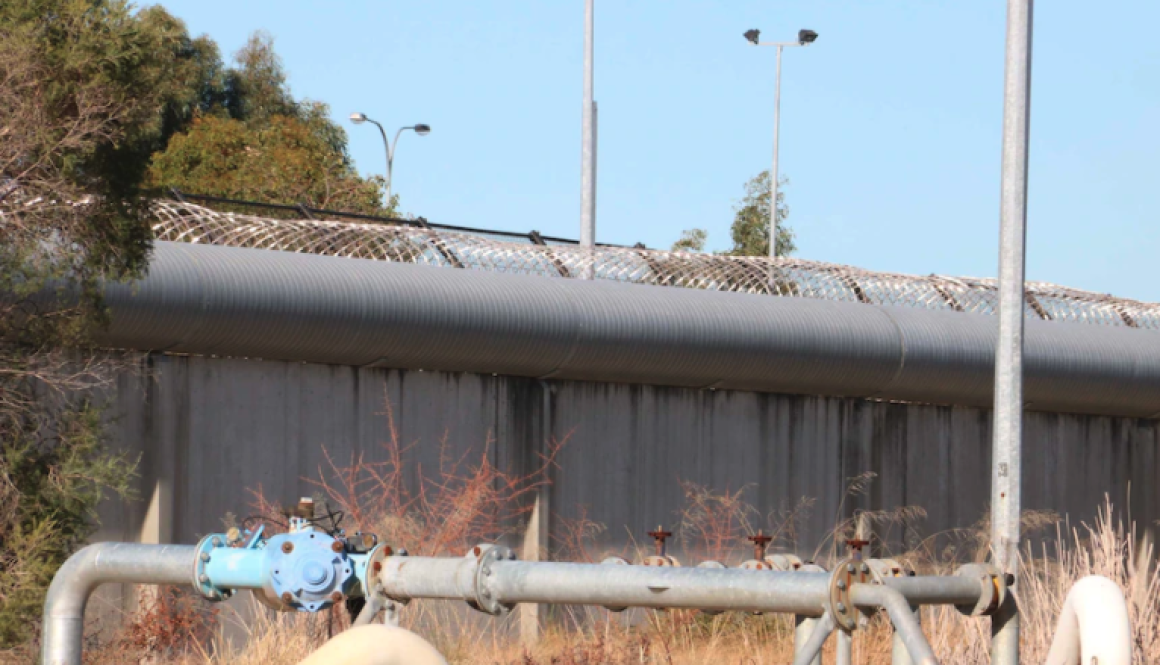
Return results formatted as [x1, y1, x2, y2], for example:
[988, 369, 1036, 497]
[151, 201, 1160, 330]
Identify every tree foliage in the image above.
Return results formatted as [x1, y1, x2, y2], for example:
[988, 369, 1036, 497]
[146, 31, 390, 215]
[672, 171, 795, 257]
[671, 228, 708, 253]
[0, 0, 208, 646]
[147, 114, 386, 214]
[0, 4, 393, 649]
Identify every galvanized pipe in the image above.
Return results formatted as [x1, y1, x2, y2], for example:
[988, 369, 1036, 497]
[381, 557, 835, 615]
[891, 603, 919, 665]
[881, 575, 985, 606]
[41, 543, 197, 665]
[791, 612, 835, 665]
[379, 554, 480, 601]
[836, 627, 853, 665]
[793, 616, 823, 665]
[851, 585, 938, 665]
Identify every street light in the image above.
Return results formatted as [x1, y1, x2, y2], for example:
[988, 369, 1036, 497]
[349, 112, 431, 206]
[743, 28, 818, 258]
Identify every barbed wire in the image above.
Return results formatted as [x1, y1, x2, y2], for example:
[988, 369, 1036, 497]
[151, 200, 1160, 331]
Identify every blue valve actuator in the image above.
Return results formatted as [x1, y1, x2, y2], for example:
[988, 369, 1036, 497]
[194, 527, 375, 613]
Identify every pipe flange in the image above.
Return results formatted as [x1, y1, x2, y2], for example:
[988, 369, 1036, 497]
[642, 555, 681, 567]
[358, 543, 408, 606]
[474, 544, 516, 616]
[192, 534, 231, 602]
[955, 563, 1007, 616]
[828, 558, 869, 632]
[695, 561, 726, 615]
[601, 557, 631, 612]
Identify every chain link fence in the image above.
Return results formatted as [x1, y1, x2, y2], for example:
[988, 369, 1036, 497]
[151, 200, 1160, 331]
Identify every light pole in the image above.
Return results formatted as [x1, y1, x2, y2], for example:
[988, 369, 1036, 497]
[349, 112, 431, 206]
[580, 0, 597, 279]
[744, 28, 817, 258]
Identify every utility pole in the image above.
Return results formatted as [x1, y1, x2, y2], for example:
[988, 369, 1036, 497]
[990, 1, 1033, 664]
[579, 0, 596, 278]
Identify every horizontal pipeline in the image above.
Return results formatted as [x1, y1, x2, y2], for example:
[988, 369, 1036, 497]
[379, 556, 988, 617]
[67, 241, 1160, 418]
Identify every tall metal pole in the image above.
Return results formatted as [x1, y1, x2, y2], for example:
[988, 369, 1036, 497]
[990, 1, 1033, 664]
[386, 128, 404, 205]
[769, 45, 783, 258]
[579, 0, 596, 277]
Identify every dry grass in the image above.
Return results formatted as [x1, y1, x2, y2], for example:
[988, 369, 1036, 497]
[10, 408, 1155, 665]
[70, 492, 1156, 665]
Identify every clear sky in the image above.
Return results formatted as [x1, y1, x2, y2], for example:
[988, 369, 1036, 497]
[157, 0, 1159, 302]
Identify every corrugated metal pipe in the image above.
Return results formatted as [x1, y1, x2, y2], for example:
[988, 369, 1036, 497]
[68, 241, 1160, 418]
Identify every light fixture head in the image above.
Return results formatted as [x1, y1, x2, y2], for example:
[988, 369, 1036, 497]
[413, 124, 431, 136]
[744, 29, 761, 45]
[798, 29, 818, 44]
[349, 112, 368, 124]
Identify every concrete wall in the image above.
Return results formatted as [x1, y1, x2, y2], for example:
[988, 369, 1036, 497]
[97, 353, 1159, 564]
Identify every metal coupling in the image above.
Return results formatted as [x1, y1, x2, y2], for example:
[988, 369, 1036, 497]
[954, 563, 1008, 616]
[472, 544, 516, 616]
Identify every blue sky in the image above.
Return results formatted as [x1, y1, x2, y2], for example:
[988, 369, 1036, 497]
[158, 0, 1160, 302]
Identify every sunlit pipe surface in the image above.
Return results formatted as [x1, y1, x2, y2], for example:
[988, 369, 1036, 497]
[791, 611, 835, 665]
[381, 557, 835, 615]
[851, 585, 938, 665]
[379, 556, 989, 615]
[41, 543, 197, 665]
[296, 625, 447, 665]
[1045, 575, 1132, 665]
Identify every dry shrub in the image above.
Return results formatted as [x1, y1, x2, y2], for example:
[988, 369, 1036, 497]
[67, 453, 1158, 665]
[242, 397, 568, 658]
[120, 587, 219, 657]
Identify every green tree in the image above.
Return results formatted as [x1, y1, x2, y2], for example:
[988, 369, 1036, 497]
[671, 228, 708, 253]
[221, 31, 299, 123]
[147, 114, 387, 214]
[0, 0, 206, 646]
[674, 170, 795, 257]
[147, 30, 392, 215]
[724, 170, 794, 257]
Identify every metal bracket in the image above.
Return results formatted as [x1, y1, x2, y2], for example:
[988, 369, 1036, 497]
[828, 558, 870, 632]
[955, 563, 1008, 616]
[474, 544, 516, 616]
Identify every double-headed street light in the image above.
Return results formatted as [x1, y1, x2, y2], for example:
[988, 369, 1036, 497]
[743, 28, 818, 258]
[349, 112, 431, 206]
